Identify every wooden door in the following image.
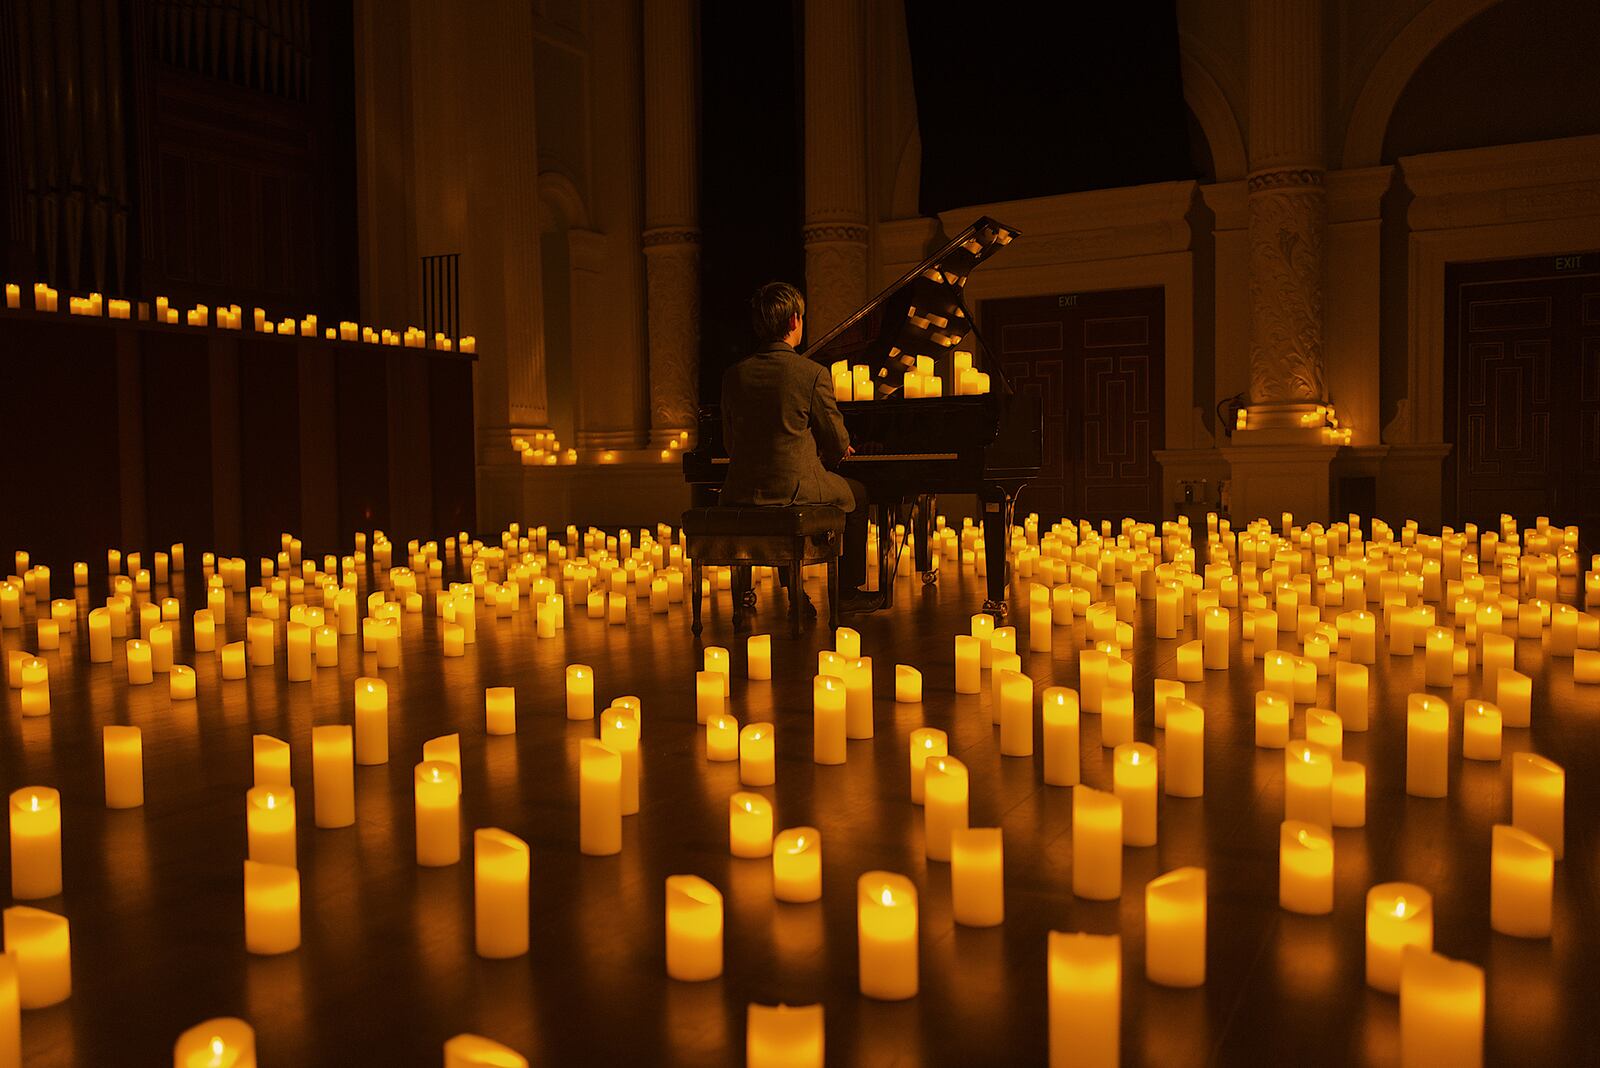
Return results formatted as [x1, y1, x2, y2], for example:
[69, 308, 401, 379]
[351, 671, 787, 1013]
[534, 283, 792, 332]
[980, 287, 1165, 524]
[1444, 253, 1600, 545]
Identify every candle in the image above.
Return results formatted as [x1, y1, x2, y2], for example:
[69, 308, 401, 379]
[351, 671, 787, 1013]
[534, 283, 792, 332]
[843, 657, 874, 739]
[88, 607, 112, 662]
[311, 725, 355, 828]
[1511, 753, 1564, 858]
[971, 612, 994, 667]
[1334, 662, 1369, 731]
[414, 762, 461, 866]
[1030, 601, 1053, 652]
[1202, 607, 1229, 669]
[579, 740, 622, 856]
[253, 735, 291, 788]
[1072, 786, 1123, 900]
[908, 727, 948, 804]
[1163, 699, 1204, 797]
[173, 1017, 256, 1067]
[485, 686, 516, 736]
[857, 872, 917, 1000]
[126, 639, 154, 685]
[1145, 866, 1205, 987]
[1255, 690, 1290, 748]
[246, 618, 274, 666]
[3, 907, 70, 1009]
[566, 665, 595, 720]
[1153, 678, 1184, 728]
[1113, 743, 1158, 846]
[998, 669, 1034, 756]
[739, 723, 775, 787]
[894, 664, 922, 703]
[1496, 669, 1531, 728]
[1424, 627, 1454, 687]
[103, 726, 144, 809]
[1078, 649, 1107, 714]
[9, 788, 61, 899]
[221, 641, 247, 680]
[695, 670, 723, 725]
[1156, 584, 1180, 638]
[18, 658, 47, 716]
[729, 792, 774, 858]
[1100, 685, 1134, 748]
[1445, 701, 1498, 767]
[243, 860, 300, 955]
[1366, 883, 1433, 992]
[1048, 932, 1119, 1068]
[354, 678, 388, 765]
[1332, 759, 1366, 828]
[475, 828, 530, 959]
[1284, 741, 1334, 829]
[949, 826, 1004, 927]
[835, 626, 861, 659]
[954, 635, 981, 694]
[1279, 820, 1333, 914]
[924, 756, 969, 861]
[245, 787, 296, 869]
[1041, 687, 1081, 787]
[704, 712, 739, 762]
[314, 624, 338, 667]
[1264, 651, 1295, 699]
[746, 1003, 823, 1068]
[665, 875, 723, 981]
[599, 710, 640, 815]
[1400, 948, 1483, 1068]
[704, 646, 731, 695]
[813, 675, 846, 764]
[1488, 823, 1553, 941]
[747, 634, 772, 680]
[1406, 694, 1448, 798]
[772, 827, 822, 902]
[1305, 709, 1342, 756]
[1176, 640, 1203, 681]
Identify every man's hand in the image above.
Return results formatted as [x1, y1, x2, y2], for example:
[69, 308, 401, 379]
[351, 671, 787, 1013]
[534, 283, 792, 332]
[843, 445, 856, 460]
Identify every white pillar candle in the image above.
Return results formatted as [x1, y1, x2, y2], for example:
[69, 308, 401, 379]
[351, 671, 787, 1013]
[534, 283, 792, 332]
[1100, 685, 1134, 748]
[835, 626, 860, 659]
[1113, 743, 1158, 846]
[599, 709, 641, 815]
[704, 646, 730, 695]
[894, 664, 922, 702]
[88, 607, 112, 662]
[579, 740, 622, 856]
[695, 670, 723, 725]
[1048, 931, 1119, 1068]
[1255, 690, 1290, 748]
[812, 676, 846, 764]
[951, 827, 1004, 927]
[729, 792, 774, 858]
[565, 665, 595, 720]
[354, 678, 388, 765]
[126, 640, 154, 685]
[843, 657, 873, 739]
[1145, 866, 1205, 987]
[103, 726, 144, 809]
[1511, 753, 1564, 859]
[1042, 687, 1081, 787]
[1332, 759, 1367, 828]
[243, 859, 300, 955]
[923, 756, 969, 861]
[1279, 820, 1333, 915]
[998, 669, 1033, 756]
[485, 686, 516, 735]
[3, 907, 70, 1009]
[1152, 678, 1184, 728]
[908, 728, 948, 804]
[311, 725, 355, 828]
[739, 723, 775, 787]
[954, 635, 981, 694]
[1461, 700, 1502, 761]
[1406, 694, 1448, 798]
[414, 762, 460, 866]
[245, 787, 296, 869]
[746, 1003, 823, 1068]
[1163, 699, 1204, 797]
[1202, 607, 1229, 669]
[1078, 649, 1107, 713]
[706, 713, 739, 762]
[475, 828, 530, 959]
[665, 875, 723, 981]
[173, 1017, 256, 1067]
[1400, 948, 1483, 1068]
[252, 735, 290, 788]
[1072, 786, 1122, 900]
[1490, 823, 1552, 938]
[747, 634, 772, 680]
[1366, 883, 1433, 993]
[857, 872, 917, 1000]
[773, 826, 822, 902]
[9, 788, 61, 899]
[1175, 640, 1204, 681]
[1334, 662, 1369, 731]
[1284, 741, 1334, 829]
[1495, 669, 1531, 728]
[971, 613, 994, 667]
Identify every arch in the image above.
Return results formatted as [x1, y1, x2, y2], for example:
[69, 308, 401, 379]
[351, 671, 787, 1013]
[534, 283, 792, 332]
[536, 170, 590, 232]
[1341, 0, 1501, 168]
[1178, 38, 1247, 181]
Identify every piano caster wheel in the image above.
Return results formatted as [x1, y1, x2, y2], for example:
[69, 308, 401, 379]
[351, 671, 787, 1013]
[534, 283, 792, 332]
[982, 597, 1009, 619]
[741, 590, 758, 610]
[921, 569, 939, 587]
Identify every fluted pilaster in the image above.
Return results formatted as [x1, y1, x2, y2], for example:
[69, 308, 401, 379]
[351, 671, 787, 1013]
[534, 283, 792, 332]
[803, 0, 868, 337]
[642, 0, 700, 447]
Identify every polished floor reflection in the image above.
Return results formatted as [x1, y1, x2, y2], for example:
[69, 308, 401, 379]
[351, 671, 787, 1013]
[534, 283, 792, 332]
[1, 546, 1596, 1066]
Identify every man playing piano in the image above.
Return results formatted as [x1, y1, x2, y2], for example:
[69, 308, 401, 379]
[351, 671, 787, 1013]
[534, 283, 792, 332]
[719, 282, 881, 616]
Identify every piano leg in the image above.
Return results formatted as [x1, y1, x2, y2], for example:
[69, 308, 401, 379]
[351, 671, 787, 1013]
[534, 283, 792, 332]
[979, 486, 1012, 617]
[915, 495, 937, 586]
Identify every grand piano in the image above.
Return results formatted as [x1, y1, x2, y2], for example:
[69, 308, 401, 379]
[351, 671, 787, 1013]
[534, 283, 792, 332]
[682, 216, 1042, 616]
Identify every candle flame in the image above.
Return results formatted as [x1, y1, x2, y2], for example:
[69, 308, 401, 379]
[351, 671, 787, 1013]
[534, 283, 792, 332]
[265, 793, 277, 809]
[209, 1036, 226, 1065]
[790, 835, 807, 852]
[742, 800, 755, 813]
[879, 886, 896, 906]
[1296, 829, 1328, 850]
[1392, 897, 1408, 917]
[29, 795, 39, 811]
[1129, 750, 1141, 765]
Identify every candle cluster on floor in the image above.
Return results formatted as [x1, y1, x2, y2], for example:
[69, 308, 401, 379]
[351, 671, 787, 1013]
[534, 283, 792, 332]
[0, 505, 1591, 1066]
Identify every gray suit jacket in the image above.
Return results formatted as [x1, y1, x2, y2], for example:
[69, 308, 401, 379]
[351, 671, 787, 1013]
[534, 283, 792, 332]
[720, 341, 854, 508]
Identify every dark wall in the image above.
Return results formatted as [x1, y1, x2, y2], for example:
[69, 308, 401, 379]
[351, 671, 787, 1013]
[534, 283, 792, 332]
[697, 1, 804, 403]
[906, 1, 1197, 215]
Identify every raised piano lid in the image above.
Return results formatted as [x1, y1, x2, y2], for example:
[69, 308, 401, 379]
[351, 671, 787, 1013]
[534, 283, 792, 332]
[800, 216, 1019, 398]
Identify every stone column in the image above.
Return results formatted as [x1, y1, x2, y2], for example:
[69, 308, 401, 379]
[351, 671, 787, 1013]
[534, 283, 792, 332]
[642, 0, 700, 449]
[1244, 0, 1326, 426]
[803, 0, 869, 336]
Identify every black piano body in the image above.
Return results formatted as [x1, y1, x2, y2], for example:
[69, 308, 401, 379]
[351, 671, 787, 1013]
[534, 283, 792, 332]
[682, 216, 1043, 617]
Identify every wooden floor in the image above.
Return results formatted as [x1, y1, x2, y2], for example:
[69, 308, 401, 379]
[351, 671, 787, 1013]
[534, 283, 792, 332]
[1, 541, 1596, 1066]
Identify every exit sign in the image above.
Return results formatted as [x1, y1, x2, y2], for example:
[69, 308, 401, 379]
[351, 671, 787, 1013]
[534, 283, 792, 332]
[1554, 254, 1584, 271]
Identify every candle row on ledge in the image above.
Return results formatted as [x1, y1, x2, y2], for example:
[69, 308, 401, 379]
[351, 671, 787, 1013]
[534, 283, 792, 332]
[5, 280, 476, 352]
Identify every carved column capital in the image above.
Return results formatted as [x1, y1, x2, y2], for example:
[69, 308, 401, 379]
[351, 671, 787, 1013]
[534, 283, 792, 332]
[1248, 174, 1327, 407]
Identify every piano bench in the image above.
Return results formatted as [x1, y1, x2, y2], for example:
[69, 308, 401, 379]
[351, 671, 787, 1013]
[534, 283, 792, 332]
[681, 506, 845, 638]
